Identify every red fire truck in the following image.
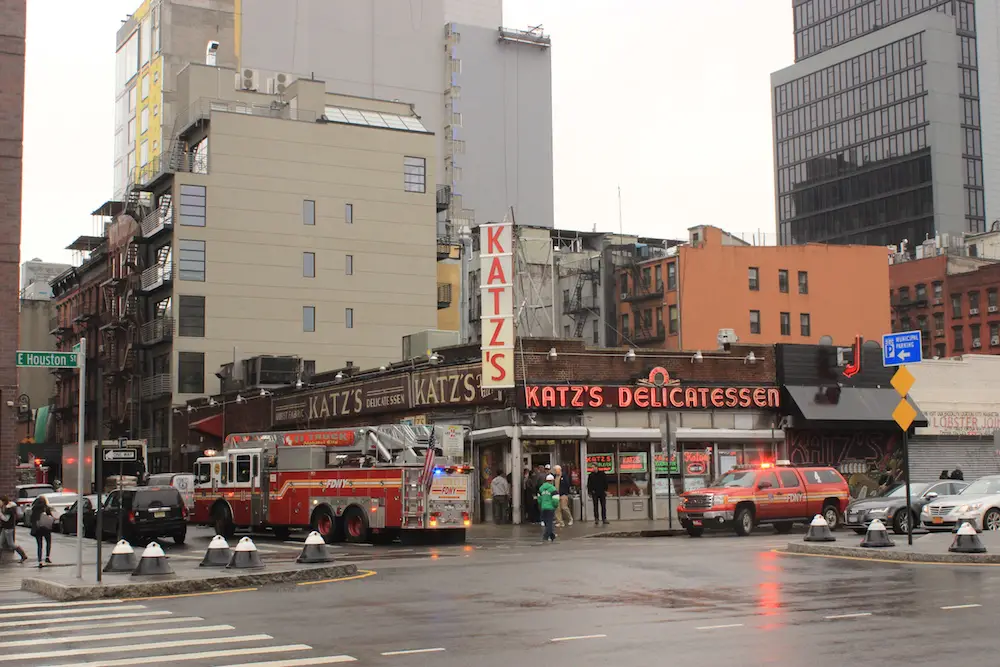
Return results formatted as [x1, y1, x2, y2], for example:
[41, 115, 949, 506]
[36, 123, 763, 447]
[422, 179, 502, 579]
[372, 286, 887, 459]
[193, 424, 472, 544]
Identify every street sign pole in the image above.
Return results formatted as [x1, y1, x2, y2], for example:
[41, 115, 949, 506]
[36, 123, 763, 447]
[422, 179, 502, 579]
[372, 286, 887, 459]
[888, 362, 918, 546]
[76, 338, 86, 579]
[904, 428, 912, 546]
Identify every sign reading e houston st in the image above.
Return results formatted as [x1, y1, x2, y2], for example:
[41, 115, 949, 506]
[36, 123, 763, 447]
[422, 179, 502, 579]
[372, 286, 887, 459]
[523, 384, 781, 410]
[479, 220, 515, 389]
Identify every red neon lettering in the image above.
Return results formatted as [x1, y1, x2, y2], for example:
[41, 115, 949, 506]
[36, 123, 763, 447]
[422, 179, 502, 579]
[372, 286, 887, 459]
[724, 387, 739, 407]
[618, 387, 633, 408]
[752, 388, 767, 407]
[570, 386, 586, 408]
[633, 387, 650, 409]
[711, 388, 725, 408]
[487, 257, 507, 284]
[669, 387, 683, 408]
[555, 386, 570, 406]
[524, 386, 540, 408]
[738, 388, 752, 407]
[588, 386, 604, 408]
[541, 385, 556, 407]
[487, 225, 505, 254]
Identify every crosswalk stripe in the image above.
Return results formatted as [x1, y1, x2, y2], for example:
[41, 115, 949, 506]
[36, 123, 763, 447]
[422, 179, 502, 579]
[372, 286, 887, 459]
[0, 633, 273, 662]
[0, 616, 204, 638]
[0, 604, 147, 620]
[50, 643, 314, 667]
[0, 623, 235, 648]
[216, 656, 358, 666]
[0, 599, 123, 612]
[1, 610, 171, 629]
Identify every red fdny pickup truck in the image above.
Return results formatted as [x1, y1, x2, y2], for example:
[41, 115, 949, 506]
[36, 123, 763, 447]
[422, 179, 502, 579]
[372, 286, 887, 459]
[678, 462, 850, 537]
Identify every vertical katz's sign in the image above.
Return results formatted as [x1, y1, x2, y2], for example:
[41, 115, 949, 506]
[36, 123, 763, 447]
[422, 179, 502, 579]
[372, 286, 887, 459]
[479, 220, 515, 388]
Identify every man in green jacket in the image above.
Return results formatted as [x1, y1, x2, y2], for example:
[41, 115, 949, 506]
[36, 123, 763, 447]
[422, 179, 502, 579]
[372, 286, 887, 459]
[537, 473, 559, 542]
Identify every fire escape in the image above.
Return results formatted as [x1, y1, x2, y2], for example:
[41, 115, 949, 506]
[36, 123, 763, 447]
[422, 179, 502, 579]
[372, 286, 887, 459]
[565, 267, 600, 338]
[622, 251, 665, 346]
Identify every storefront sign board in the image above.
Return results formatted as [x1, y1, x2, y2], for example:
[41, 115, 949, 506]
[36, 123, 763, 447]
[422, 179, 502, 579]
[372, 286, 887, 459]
[586, 454, 615, 474]
[479, 221, 515, 389]
[273, 376, 409, 424]
[618, 452, 648, 473]
[522, 384, 780, 410]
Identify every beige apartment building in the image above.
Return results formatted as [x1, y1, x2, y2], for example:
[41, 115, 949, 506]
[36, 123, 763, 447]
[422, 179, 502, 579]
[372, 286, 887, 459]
[87, 62, 437, 467]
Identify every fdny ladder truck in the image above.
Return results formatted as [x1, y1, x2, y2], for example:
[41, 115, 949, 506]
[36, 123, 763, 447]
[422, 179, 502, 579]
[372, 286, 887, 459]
[192, 424, 472, 544]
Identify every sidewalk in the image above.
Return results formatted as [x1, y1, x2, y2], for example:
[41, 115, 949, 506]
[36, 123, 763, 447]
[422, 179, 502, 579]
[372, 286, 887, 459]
[469, 518, 686, 542]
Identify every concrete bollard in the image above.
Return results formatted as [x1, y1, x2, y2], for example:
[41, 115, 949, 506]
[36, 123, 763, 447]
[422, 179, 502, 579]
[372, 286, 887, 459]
[297, 531, 334, 564]
[804, 514, 836, 542]
[860, 518, 895, 548]
[949, 522, 987, 554]
[953, 518, 976, 534]
[103, 540, 138, 573]
[200, 535, 232, 568]
[227, 536, 265, 569]
[132, 542, 174, 576]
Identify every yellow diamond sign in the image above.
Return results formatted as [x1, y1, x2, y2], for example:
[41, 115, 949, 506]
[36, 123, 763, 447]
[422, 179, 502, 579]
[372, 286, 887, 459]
[893, 398, 918, 431]
[891, 365, 915, 397]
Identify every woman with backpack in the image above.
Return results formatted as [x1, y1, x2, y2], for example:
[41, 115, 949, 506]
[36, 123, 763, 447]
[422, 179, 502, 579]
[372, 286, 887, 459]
[29, 496, 54, 568]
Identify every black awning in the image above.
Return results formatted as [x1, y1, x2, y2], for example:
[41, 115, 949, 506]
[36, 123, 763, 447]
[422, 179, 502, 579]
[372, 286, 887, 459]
[784, 385, 928, 426]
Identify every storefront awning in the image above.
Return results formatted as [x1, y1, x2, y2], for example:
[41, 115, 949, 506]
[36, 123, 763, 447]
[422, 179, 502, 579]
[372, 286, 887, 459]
[33, 406, 50, 444]
[189, 413, 224, 439]
[784, 385, 928, 426]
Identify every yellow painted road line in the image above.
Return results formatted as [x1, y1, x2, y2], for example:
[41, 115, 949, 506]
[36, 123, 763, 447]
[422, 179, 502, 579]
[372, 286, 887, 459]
[297, 569, 377, 586]
[773, 548, 1000, 567]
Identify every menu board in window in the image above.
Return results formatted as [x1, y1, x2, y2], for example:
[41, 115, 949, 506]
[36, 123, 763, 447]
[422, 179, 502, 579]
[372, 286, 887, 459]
[618, 452, 648, 473]
[586, 454, 614, 474]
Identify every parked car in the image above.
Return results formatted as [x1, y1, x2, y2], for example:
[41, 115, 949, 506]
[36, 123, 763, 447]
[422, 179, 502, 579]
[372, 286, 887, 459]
[14, 484, 54, 525]
[844, 480, 968, 534]
[147, 472, 195, 515]
[921, 475, 1000, 532]
[59, 494, 98, 537]
[39, 492, 78, 524]
[678, 462, 850, 537]
[99, 486, 188, 545]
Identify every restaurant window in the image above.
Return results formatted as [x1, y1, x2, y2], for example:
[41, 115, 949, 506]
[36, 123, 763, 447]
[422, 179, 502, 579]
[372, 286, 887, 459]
[586, 444, 648, 499]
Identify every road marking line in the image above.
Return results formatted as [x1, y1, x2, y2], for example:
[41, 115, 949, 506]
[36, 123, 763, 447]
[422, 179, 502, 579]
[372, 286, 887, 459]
[550, 634, 607, 643]
[49, 644, 314, 667]
[380, 648, 447, 656]
[941, 603, 982, 610]
[216, 657, 358, 666]
[0, 599, 123, 612]
[297, 569, 377, 586]
[0, 623, 234, 648]
[122, 587, 258, 601]
[0, 616, 204, 638]
[773, 548, 1000, 567]
[825, 613, 873, 619]
[0, 604, 147, 620]
[696, 624, 744, 630]
[0, 633, 272, 662]
[1, 610, 171, 629]
[256, 542, 308, 551]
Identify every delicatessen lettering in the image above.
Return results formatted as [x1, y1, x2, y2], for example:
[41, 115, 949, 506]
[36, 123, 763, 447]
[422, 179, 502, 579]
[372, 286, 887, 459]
[523, 385, 780, 410]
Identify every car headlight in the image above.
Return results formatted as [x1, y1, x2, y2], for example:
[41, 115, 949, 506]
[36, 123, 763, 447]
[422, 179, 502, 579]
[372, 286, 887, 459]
[868, 507, 890, 514]
[960, 503, 984, 513]
[716, 495, 727, 505]
[921, 505, 932, 514]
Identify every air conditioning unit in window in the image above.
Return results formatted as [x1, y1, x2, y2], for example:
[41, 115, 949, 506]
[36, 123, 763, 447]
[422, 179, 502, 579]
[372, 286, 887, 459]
[990, 306, 998, 313]
[973, 338, 982, 348]
[935, 329, 944, 337]
[933, 298, 943, 306]
[992, 336, 1000, 346]
[970, 308, 980, 316]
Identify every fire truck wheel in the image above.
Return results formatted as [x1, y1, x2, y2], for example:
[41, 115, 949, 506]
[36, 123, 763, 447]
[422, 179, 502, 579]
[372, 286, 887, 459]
[343, 507, 370, 544]
[311, 507, 342, 544]
[212, 505, 235, 539]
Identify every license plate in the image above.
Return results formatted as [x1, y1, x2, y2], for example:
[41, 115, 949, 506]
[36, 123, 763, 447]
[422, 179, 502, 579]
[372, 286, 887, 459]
[692, 520, 703, 526]
[932, 517, 943, 524]
[154, 511, 165, 518]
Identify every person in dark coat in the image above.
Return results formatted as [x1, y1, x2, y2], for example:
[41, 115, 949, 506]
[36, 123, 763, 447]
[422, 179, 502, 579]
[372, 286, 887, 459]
[29, 496, 54, 568]
[950, 466, 965, 481]
[587, 468, 610, 525]
[940, 470, 950, 480]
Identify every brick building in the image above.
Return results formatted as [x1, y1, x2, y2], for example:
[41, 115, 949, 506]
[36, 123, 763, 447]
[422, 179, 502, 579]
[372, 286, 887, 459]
[0, 0, 26, 494]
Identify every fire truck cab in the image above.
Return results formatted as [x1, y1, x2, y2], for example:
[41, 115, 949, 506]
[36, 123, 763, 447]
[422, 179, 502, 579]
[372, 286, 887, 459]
[193, 424, 472, 544]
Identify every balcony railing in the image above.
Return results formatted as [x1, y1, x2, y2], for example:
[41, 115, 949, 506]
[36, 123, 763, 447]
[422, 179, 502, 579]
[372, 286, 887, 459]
[141, 207, 173, 238]
[140, 317, 174, 346]
[635, 323, 667, 344]
[140, 263, 173, 292]
[133, 142, 209, 187]
[437, 282, 453, 309]
[622, 281, 664, 302]
[141, 373, 172, 400]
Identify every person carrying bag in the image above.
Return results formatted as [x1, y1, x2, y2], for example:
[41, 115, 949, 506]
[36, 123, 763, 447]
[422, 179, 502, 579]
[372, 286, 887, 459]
[29, 496, 54, 568]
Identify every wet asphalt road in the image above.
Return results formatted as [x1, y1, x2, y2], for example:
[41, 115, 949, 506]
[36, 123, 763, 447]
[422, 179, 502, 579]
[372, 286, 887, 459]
[4, 528, 1000, 666]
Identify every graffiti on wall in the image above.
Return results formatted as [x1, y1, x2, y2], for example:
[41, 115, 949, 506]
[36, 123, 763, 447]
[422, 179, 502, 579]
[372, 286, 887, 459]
[788, 430, 901, 499]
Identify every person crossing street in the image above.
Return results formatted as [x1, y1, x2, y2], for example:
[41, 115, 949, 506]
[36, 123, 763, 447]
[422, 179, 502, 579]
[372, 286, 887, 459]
[536, 473, 559, 542]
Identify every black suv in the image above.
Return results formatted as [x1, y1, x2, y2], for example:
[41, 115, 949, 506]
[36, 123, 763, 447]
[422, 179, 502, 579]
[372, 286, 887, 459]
[100, 486, 187, 545]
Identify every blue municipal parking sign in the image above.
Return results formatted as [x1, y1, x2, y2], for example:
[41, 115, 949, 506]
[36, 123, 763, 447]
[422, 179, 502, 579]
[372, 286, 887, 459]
[882, 330, 922, 367]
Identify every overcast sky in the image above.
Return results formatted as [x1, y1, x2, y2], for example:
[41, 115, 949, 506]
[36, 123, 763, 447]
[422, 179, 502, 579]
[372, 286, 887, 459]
[20, 0, 792, 265]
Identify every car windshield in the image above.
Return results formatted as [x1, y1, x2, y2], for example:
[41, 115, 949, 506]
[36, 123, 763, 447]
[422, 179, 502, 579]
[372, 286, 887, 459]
[133, 489, 181, 509]
[883, 483, 929, 498]
[20, 487, 52, 499]
[713, 471, 758, 488]
[962, 478, 1000, 495]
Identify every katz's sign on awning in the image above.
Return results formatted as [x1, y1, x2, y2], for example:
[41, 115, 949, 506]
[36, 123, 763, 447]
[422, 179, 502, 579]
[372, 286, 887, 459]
[522, 384, 780, 410]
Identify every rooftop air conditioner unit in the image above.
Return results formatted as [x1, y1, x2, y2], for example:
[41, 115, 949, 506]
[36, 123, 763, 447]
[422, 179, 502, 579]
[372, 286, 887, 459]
[990, 306, 999, 313]
[240, 68, 260, 91]
[970, 308, 980, 316]
[992, 336, 999, 346]
[973, 338, 982, 348]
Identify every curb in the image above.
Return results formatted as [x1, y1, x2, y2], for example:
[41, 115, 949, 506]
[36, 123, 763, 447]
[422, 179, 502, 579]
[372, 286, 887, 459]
[21, 563, 359, 601]
[586, 529, 687, 539]
[783, 541, 1000, 565]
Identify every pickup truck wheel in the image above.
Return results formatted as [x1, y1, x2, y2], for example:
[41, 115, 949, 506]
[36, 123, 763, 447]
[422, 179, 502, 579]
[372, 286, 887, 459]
[822, 505, 840, 530]
[686, 526, 704, 538]
[734, 507, 754, 536]
[774, 521, 794, 534]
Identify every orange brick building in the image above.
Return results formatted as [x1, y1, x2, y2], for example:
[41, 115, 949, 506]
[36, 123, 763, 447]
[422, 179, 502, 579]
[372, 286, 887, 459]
[615, 225, 889, 351]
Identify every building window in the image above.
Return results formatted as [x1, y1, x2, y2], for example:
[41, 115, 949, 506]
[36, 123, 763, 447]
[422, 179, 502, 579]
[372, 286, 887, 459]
[800, 313, 811, 337]
[345, 203, 353, 224]
[592, 320, 599, 345]
[935, 343, 946, 358]
[621, 314, 629, 338]
[899, 286, 911, 303]
[620, 274, 629, 296]
[562, 289, 570, 310]
[990, 288, 999, 311]
[140, 107, 149, 134]
[563, 325, 570, 338]
[139, 140, 149, 166]
[641, 267, 651, 289]
[303, 200, 315, 226]
[129, 86, 137, 112]
[969, 291, 980, 313]
[668, 305, 678, 335]
[749, 310, 760, 334]
[178, 295, 205, 337]
[917, 315, 928, 333]
[654, 265, 662, 290]
[780, 312, 791, 336]
[915, 284, 927, 302]
[345, 307, 354, 329]
[666, 263, 677, 291]
[141, 74, 150, 100]
[951, 294, 963, 318]
[178, 185, 206, 227]
[178, 240, 206, 281]
[971, 323, 982, 347]
[778, 269, 789, 293]
[933, 312, 944, 332]
[953, 326, 964, 351]
[302, 252, 316, 278]
[345, 254, 353, 275]
[655, 306, 663, 331]
[991, 322, 1000, 345]
[303, 306, 316, 333]
[127, 118, 136, 145]
[900, 316, 912, 331]
[748, 267, 759, 291]
[403, 156, 426, 193]
[178, 352, 205, 394]
[933, 282, 943, 302]
[798, 271, 809, 294]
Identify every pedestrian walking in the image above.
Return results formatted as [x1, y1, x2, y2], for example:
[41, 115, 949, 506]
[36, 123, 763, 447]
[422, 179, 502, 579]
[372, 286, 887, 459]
[490, 471, 510, 524]
[537, 473, 559, 542]
[554, 465, 573, 527]
[0, 496, 28, 564]
[588, 467, 610, 525]
[939, 470, 950, 480]
[523, 468, 539, 524]
[29, 496, 54, 568]
[950, 466, 965, 481]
